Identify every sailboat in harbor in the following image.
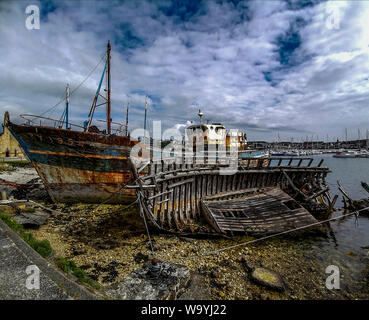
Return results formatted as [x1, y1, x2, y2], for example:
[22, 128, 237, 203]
[5, 41, 140, 203]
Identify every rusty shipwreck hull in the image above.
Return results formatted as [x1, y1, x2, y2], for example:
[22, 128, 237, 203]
[7, 121, 138, 203]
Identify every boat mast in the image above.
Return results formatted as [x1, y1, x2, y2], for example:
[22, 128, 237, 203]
[358, 128, 361, 150]
[106, 41, 111, 135]
[125, 101, 129, 136]
[144, 96, 147, 133]
[65, 83, 70, 130]
[85, 42, 109, 133]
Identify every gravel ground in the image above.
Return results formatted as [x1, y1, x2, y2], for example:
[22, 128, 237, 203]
[29, 202, 369, 300]
[0, 166, 39, 185]
[2, 166, 369, 300]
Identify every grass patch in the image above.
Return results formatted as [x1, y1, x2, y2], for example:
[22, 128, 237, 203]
[0, 212, 52, 258]
[0, 211, 100, 290]
[24, 207, 36, 213]
[0, 163, 15, 173]
[1, 160, 30, 167]
[55, 257, 100, 290]
[0, 211, 23, 232]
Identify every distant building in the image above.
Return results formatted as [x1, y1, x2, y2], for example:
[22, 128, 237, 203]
[0, 112, 24, 158]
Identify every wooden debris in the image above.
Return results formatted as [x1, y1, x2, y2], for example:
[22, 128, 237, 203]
[337, 181, 369, 214]
[200, 187, 321, 236]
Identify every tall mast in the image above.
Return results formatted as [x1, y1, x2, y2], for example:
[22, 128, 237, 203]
[125, 101, 129, 136]
[358, 128, 361, 149]
[144, 96, 148, 133]
[65, 83, 70, 129]
[106, 41, 111, 135]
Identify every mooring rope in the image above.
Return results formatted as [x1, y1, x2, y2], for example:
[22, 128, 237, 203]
[138, 192, 155, 257]
[169, 206, 369, 264]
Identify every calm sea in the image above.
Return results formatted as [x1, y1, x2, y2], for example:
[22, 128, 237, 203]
[302, 154, 369, 296]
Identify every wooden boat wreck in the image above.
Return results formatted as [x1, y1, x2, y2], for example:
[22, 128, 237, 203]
[133, 157, 333, 235]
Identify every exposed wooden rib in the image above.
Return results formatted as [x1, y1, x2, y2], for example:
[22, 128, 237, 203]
[201, 187, 320, 236]
[134, 157, 330, 233]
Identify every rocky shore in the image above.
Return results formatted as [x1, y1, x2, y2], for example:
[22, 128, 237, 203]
[28, 201, 369, 299]
[1, 166, 369, 300]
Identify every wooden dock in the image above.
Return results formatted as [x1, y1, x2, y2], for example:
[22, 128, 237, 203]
[201, 187, 319, 235]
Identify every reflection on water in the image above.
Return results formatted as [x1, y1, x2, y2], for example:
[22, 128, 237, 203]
[303, 154, 369, 296]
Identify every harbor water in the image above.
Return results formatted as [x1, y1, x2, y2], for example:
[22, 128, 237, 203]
[292, 154, 369, 297]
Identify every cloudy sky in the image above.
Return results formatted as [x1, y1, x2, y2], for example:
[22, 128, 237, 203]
[1, 0, 369, 142]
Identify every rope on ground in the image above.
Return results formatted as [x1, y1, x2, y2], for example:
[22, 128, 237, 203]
[170, 206, 369, 264]
[138, 192, 155, 257]
[88, 175, 142, 216]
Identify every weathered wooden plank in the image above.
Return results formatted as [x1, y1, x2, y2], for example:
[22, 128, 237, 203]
[201, 187, 319, 235]
[197, 174, 202, 211]
[222, 175, 228, 192]
[167, 178, 194, 189]
[179, 177, 185, 224]
[191, 175, 196, 218]
[139, 167, 330, 184]
[167, 176, 174, 228]
[207, 174, 212, 196]
[185, 175, 191, 221]
[173, 183, 180, 229]
[148, 189, 173, 200]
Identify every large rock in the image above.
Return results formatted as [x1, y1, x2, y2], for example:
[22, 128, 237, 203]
[105, 261, 190, 300]
[12, 210, 50, 228]
[250, 267, 285, 292]
[178, 273, 211, 300]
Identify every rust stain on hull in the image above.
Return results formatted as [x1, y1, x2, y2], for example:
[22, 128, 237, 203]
[7, 121, 138, 204]
[33, 163, 136, 203]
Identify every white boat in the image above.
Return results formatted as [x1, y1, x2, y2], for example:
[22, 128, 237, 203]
[357, 150, 369, 158]
[333, 150, 360, 158]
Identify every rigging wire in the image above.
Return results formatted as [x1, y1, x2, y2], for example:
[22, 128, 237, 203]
[35, 52, 107, 119]
[138, 192, 155, 257]
[169, 206, 369, 264]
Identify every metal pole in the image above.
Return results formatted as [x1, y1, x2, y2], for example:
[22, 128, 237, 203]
[125, 101, 129, 136]
[65, 84, 69, 130]
[106, 41, 111, 135]
[144, 96, 147, 141]
[358, 128, 361, 150]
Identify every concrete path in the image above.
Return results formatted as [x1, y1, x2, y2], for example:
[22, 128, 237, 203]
[0, 220, 97, 300]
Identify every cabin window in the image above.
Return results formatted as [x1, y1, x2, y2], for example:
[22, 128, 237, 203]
[5, 149, 10, 157]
